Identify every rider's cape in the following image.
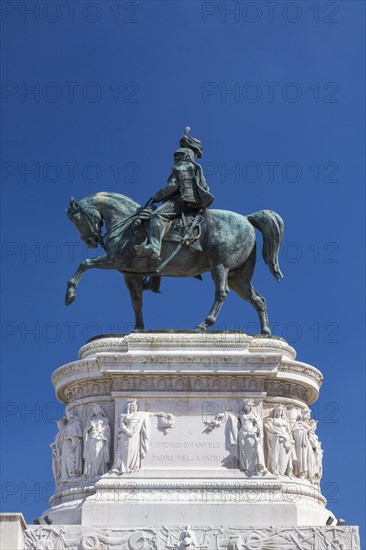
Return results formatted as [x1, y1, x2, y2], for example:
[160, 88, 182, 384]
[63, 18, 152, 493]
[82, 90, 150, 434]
[194, 163, 214, 208]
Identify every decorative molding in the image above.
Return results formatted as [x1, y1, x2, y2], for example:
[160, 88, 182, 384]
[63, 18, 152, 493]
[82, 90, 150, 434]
[80, 337, 129, 358]
[112, 374, 265, 393]
[50, 476, 326, 507]
[63, 380, 113, 402]
[79, 333, 296, 359]
[96, 353, 282, 367]
[247, 338, 296, 359]
[52, 360, 98, 387]
[265, 380, 309, 403]
[57, 374, 316, 406]
[281, 360, 323, 385]
[24, 525, 360, 550]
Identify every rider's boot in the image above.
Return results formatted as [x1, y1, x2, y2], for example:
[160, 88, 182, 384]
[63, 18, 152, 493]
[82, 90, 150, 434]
[134, 215, 164, 261]
[134, 243, 161, 261]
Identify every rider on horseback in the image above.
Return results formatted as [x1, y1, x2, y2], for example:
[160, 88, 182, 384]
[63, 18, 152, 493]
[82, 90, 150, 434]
[135, 128, 214, 261]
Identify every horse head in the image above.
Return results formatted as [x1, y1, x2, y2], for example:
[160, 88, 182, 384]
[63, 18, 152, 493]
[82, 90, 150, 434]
[66, 196, 104, 249]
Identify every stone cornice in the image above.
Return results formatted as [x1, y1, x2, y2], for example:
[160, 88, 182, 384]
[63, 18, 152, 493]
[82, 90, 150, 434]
[52, 347, 319, 406]
[79, 332, 296, 360]
[52, 334, 314, 406]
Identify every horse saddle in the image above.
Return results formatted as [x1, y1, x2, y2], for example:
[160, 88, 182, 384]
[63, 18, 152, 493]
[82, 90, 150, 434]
[163, 213, 204, 251]
[131, 207, 204, 253]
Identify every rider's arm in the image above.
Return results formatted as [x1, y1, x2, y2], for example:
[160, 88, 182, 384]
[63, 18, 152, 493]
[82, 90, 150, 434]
[152, 176, 179, 203]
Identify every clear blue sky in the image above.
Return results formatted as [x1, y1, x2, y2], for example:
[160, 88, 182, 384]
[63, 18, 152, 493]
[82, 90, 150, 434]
[1, 0, 365, 540]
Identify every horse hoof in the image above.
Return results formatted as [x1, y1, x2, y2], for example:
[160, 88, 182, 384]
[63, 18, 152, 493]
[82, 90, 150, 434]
[261, 327, 272, 336]
[65, 289, 76, 306]
[195, 323, 208, 332]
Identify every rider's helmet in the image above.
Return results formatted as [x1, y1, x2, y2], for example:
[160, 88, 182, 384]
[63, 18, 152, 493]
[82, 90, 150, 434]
[179, 126, 203, 158]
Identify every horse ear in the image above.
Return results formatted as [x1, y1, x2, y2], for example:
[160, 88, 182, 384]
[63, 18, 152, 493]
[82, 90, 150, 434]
[70, 196, 78, 209]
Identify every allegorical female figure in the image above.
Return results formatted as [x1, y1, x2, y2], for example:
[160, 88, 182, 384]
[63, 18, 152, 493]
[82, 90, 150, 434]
[237, 398, 267, 476]
[265, 404, 295, 476]
[83, 404, 111, 477]
[50, 417, 66, 485]
[308, 418, 323, 485]
[60, 410, 83, 480]
[112, 398, 173, 475]
[292, 409, 315, 480]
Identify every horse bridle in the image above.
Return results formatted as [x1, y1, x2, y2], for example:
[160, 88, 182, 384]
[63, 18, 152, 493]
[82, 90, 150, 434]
[69, 200, 155, 251]
[70, 204, 105, 249]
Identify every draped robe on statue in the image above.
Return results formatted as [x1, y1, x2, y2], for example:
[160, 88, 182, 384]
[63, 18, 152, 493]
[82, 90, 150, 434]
[113, 410, 149, 474]
[237, 411, 266, 474]
[60, 416, 83, 480]
[83, 415, 111, 477]
[265, 416, 294, 476]
[308, 425, 322, 484]
[50, 422, 64, 485]
[293, 418, 314, 479]
[226, 410, 266, 474]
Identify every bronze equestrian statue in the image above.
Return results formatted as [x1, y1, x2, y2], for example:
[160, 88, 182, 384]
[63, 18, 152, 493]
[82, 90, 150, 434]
[65, 128, 284, 334]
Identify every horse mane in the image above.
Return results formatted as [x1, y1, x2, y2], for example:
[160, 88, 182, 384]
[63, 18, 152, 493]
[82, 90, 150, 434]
[80, 192, 140, 211]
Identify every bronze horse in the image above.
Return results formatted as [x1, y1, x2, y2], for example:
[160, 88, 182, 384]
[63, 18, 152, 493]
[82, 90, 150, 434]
[65, 192, 284, 334]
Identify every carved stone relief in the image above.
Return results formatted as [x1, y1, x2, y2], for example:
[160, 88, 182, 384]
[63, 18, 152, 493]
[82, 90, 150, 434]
[111, 398, 175, 475]
[24, 525, 361, 550]
[205, 401, 323, 487]
[265, 404, 295, 476]
[51, 405, 114, 486]
[83, 404, 111, 477]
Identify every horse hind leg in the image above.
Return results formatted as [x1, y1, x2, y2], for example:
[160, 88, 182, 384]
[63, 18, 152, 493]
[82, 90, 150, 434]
[197, 264, 229, 331]
[228, 257, 271, 336]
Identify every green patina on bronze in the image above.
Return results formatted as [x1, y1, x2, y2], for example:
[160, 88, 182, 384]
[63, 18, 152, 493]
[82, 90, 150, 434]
[65, 128, 284, 334]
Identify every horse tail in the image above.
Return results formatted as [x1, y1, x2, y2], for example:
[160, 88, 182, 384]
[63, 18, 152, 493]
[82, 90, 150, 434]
[247, 210, 284, 282]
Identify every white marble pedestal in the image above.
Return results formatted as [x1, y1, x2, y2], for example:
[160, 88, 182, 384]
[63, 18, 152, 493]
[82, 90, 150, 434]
[11, 332, 362, 549]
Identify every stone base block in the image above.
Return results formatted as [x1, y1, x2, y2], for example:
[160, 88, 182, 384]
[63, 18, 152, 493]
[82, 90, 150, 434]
[0, 513, 26, 550]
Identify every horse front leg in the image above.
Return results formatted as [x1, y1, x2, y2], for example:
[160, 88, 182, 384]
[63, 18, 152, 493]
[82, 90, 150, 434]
[196, 265, 229, 330]
[124, 274, 144, 331]
[65, 255, 116, 305]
